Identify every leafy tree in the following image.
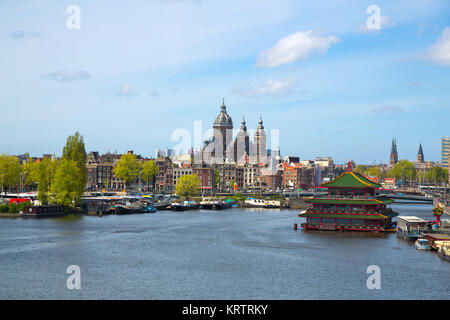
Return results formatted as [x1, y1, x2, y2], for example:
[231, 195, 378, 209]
[50, 132, 87, 208]
[426, 166, 448, 184]
[51, 159, 85, 207]
[389, 160, 416, 185]
[175, 174, 201, 199]
[62, 131, 87, 189]
[141, 160, 159, 189]
[37, 162, 49, 205]
[0, 154, 21, 192]
[354, 165, 368, 174]
[22, 157, 40, 187]
[113, 154, 142, 191]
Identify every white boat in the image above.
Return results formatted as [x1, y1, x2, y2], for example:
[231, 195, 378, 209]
[244, 198, 281, 208]
[415, 239, 431, 250]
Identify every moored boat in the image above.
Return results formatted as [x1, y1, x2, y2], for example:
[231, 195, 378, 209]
[200, 198, 232, 210]
[397, 216, 428, 240]
[21, 205, 66, 218]
[114, 203, 156, 215]
[244, 198, 281, 208]
[436, 241, 450, 261]
[170, 200, 200, 211]
[415, 238, 431, 250]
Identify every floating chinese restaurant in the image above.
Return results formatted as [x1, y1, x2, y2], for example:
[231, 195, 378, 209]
[299, 163, 398, 232]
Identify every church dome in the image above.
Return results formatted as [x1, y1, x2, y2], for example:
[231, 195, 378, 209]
[213, 100, 233, 128]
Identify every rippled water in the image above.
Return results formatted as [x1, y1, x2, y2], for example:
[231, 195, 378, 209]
[0, 202, 448, 299]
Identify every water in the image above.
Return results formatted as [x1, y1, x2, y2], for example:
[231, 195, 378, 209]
[0, 203, 448, 300]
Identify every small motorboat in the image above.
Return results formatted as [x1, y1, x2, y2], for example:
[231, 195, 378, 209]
[415, 238, 431, 250]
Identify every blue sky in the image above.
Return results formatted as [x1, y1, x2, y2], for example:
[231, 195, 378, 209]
[1, 0, 449, 164]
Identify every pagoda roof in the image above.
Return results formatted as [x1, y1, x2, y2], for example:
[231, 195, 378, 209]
[322, 170, 381, 188]
[306, 198, 394, 205]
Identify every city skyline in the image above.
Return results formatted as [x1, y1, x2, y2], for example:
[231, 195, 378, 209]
[1, 1, 450, 163]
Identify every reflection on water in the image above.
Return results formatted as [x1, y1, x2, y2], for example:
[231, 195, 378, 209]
[0, 202, 448, 300]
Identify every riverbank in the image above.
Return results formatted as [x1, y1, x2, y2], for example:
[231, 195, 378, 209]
[0, 212, 21, 218]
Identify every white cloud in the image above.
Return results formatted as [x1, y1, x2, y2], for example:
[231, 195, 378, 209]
[256, 30, 339, 68]
[10, 30, 42, 39]
[427, 27, 450, 66]
[233, 77, 302, 98]
[116, 83, 139, 99]
[42, 70, 90, 82]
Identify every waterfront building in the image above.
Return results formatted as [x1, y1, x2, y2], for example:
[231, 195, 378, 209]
[193, 165, 214, 195]
[390, 138, 398, 166]
[297, 167, 316, 189]
[173, 164, 193, 188]
[155, 157, 174, 193]
[299, 162, 398, 232]
[86, 151, 125, 191]
[282, 162, 302, 189]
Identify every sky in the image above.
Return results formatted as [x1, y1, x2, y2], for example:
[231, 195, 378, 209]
[1, 0, 449, 164]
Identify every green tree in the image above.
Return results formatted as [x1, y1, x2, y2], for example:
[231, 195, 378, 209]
[0, 154, 21, 192]
[37, 162, 49, 205]
[426, 166, 448, 184]
[354, 165, 368, 174]
[51, 159, 85, 207]
[389, 160, 416, 186]
[62, 131, 87, 189]
[22, 157, 40, 187]
[113, 154, 142, 191]
[50, 132, 87, 208]
[175, 174, 201, 199]
[142, 160, 159, 190]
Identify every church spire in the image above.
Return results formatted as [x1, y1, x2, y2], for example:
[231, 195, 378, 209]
[417, 143, 424, 163]
[390, 138, 398, 166]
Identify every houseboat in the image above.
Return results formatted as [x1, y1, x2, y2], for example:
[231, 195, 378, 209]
[298, 162, 398, 232]
[170, 200, 200, 211]
[114, 203, 156, 214]
[200, 198, 233, 210]
[397, 216, 428, 240]
[21, 205, 66, 218]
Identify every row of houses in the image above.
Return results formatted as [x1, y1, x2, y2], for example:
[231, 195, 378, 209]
[85, 149, 342, 194]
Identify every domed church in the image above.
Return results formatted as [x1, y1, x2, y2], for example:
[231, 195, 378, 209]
[202, 99, 267, 165]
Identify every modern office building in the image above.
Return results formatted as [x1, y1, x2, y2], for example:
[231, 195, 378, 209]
[442, 137, 450, 167]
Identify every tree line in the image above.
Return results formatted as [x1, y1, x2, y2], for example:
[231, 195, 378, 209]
[0, 131, 87, 208]
[355, 160, 449, 186]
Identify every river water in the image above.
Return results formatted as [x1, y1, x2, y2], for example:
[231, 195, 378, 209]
[0, 202, 448, 300]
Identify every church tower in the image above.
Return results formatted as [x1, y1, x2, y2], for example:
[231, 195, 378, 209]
[390, 138, 398, 166]
[234, 116, 250, 163]
[213, 99, 233, 161]
[254, 116, 267, 165]
[417, 143, 424, 163]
